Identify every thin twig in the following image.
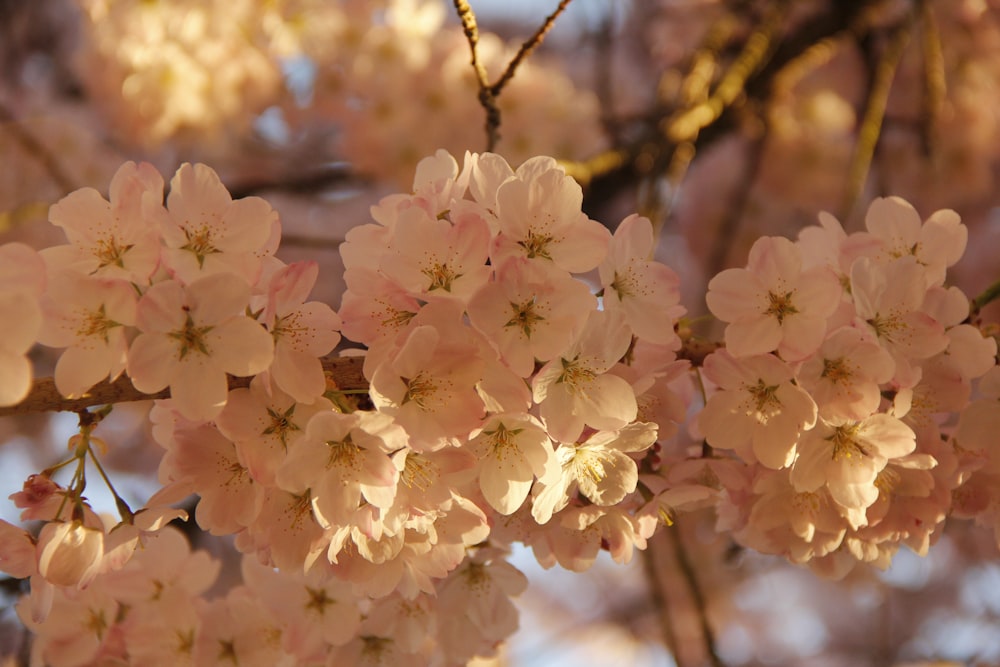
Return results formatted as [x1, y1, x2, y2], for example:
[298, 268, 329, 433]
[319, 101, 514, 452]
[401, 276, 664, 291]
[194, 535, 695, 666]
[663, 1, 788, 144]
[840, 16, 913, 222]
[0, 356, 367, 417]
[490, 0, 575, 96]
[452, 0, 500, 151]
[917, 0, 945, 157]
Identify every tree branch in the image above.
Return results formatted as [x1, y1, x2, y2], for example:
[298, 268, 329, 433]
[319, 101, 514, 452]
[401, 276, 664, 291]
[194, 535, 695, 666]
[490, 0, 575, 97]
[0, 356, 367, 417]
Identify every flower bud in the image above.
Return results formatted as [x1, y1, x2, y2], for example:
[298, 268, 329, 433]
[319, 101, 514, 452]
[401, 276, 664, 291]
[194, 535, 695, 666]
[36, 520, 104, 588]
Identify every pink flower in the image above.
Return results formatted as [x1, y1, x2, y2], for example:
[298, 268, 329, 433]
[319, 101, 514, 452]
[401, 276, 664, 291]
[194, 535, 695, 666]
[706, 236, 840, 361]
[37, 271, 137, 399]
[489, 157, 610, 273]
[370, 324, 485, 451]
[791, 414, 916, 510]
[152, 162, 279, 285]
[863, 196, 967, 287]
[127, 273, 274, 421]
[467, 258, 595, 377]
[797, 327, 895, 421]
[275, 410, 402, 529]
[698, 350, 817, 469]
[36, 520, 104, 589]
[599, 214, 685, 346]
[467, 413, 555, 515]
[531, 422, 658, 524]
[532, 310, 638, 443]
[260, 261, 342, 403]
[379, 205, 492, 304]
[0, 242, 45, 406]
[44, 161, 162, 284]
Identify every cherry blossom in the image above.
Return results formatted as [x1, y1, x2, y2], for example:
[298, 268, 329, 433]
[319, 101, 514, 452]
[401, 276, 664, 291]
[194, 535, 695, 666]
[37, 271, 137, 399]
[706, 235, 841, 361]
[467, 257, 595, 377]
[532, 310, 638, 443]
[0, 242, 45, 406]
[151, 162, 280, 285]
[467, 413, 556, 515]
[127, 273, 274, 420]
[260, 261, 342, 403]
[699, 350, 818, 469]
[44, 161, 162, 285]
[599, 213, 685, 346]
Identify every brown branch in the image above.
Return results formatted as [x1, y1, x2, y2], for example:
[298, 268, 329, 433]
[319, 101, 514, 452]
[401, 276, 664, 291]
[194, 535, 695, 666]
[640, 540, 681, 662]
[666, 521, 725, 667]
[917, 0, 945, 157]
[0, 356, 367, 417]
[840, 16, 913, 222]
[663, 1, 788, 144]
[453, 0, 500, 152]
[489, 0, 575, 97]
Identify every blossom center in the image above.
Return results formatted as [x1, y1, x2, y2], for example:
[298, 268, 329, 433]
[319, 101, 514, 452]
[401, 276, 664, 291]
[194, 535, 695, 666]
[181, 225, 219, 267]
[519, 229, 554, 260]
[422, 260, 461, 292]
[572, 449, 606, 482]
[505, 297, 545, 337]
[263, 405, 300, 447]
[325, 435, 360, 470]
[829, 424, 868, 462]
[77, 303, 122, 343]
[93, 235, 133, 270]
[304, 586, 336, 616]
[746, 379, 781, 415]
[820, 357, 853, 385]
[401, 372, 440, 408]
[557, 357, 596, 393]
[765, 290, 798, 324]
[484, 422, 523, 460]
[401, 453, 438, 490]
[167, 312, 214, 360]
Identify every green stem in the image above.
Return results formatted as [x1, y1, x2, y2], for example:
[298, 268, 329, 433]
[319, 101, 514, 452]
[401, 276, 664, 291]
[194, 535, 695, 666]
[972, 278, 1000, 314]
[88, 446, 133, 523]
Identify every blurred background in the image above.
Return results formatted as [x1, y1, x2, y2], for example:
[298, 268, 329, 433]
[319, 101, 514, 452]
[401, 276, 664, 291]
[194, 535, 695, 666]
[1, 0, 1000, 665]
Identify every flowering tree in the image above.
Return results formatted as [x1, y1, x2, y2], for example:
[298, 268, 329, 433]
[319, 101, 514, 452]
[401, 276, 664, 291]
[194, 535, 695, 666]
[2, 1, 1000, 666]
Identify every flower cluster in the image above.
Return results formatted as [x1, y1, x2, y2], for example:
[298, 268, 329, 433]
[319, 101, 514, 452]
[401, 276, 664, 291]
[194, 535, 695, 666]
[0, 151, 693, 666]
[1, 149, 999, 664]
[697, 198, 998, 575]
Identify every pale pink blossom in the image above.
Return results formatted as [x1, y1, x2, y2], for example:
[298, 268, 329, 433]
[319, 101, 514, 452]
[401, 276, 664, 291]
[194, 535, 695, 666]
[275, 410, 402, 529]
[797, 327, 895, 421]
[706, 235, 840, 361]
[216, 376, 333, 486]
[467, 413, 556, 515]
[44, 161, 162, 284]
[863, 196, 967, 287]
[531, 422, 658, 524]
[152, 162, 280, 285]
[489, 157, 610, 272]
[260, 261, 342, 403]
[532, 310, 638, 443]
[370, 324, 485, 450]
[242, 556, 361, 657]
[599, 213, 685, 346]
[467, 257, 595, 377]
[791, 414, 916, 510]
[699, 350, 817, 469]
[850, 256, 950, 384]
[127, 273, 274, 421]
[0, 242, 45, 406]
[379, 204, 492, 304]
[36, 520, 104, 589]
[37, 271, 136, 399]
